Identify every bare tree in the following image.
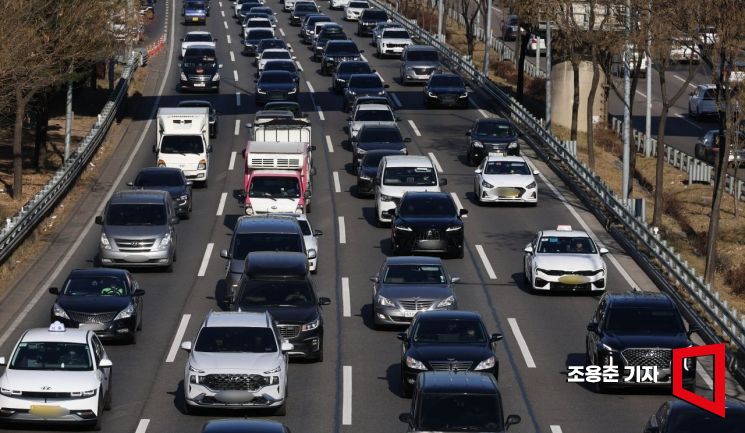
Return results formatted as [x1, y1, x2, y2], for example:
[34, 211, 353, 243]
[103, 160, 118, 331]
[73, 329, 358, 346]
[505, 0, 541, 102]
[458, 0, 481, 57]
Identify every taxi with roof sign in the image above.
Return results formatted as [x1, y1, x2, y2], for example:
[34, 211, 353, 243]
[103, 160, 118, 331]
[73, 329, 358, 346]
[473, 153, 538, 205]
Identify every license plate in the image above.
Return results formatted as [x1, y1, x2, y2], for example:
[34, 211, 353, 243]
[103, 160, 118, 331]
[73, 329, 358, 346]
[30, 405, 67, 418]
[80, 323, 106, 331]
[193, 82, 205, 87]
[192, 17, 199, 21]
[499, 188, 520, 198]
[402, 310, 417, 318]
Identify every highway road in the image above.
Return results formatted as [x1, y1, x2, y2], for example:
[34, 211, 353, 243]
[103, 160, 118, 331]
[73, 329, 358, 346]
[0, 0, 736, 432]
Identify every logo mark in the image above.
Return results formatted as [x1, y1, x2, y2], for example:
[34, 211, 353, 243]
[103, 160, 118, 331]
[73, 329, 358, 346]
[41, 386, 51, 390]
[672, 343, 725, 417]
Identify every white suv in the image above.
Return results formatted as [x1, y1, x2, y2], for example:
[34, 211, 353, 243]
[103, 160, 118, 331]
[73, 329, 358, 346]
[377, 27, 413, 57]
[0, 322, 113, 429]
[375, 155, 446, 225]
[181, 311, 291, 415]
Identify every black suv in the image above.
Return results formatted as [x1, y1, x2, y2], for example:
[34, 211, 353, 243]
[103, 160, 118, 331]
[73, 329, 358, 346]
[179, 47, 222, 92]
[128, 167, 193, 218]
[399, 371, 521, 432]
[644, 398, 745, 433]
[465, 118, 519, 165]
[390, 192, 466, 259]
[333, 60, 374, 93]
[233, 251, 331, 361]
[290, 2, 320, 26]
[585, 292, 699, 393]
[321, 40, 363, 75]
[424, 73, 469, 108]
[357, 9, 389, 36]
[398, 310, 502, 397]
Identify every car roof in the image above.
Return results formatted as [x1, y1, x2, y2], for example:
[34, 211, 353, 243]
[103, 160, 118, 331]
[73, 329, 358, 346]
[263, 48, 291, 54]
[484, 154, 527, 164]
[360, 124, 399, 132]
[245, 251, 309, 277]
[419, 371, 500, 394]
[22, 324, 90, 344]
[406, 44, 437, 51]
[185, 31, 212, 36]
[605, 292, 676, 309]
[416, 310, 484, 321]
[475, 117, 510, 126]
[110, 190, 169, 204]
[67, 268, 130, 279]
[356, 104, 392, 111]
[203, 311, 272, 328]
[385, 256, 443, 266]
[202, 419, 286, 433]
[235, 215, 302, 234]
[136, 167, 184, 176]
[383, 155, 432, 167]
[539, 228, 590, 238]
[402, 191, 450, 201]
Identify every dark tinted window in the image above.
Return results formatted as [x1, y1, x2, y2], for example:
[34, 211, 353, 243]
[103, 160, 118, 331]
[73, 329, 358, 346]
[248, 177, 300, 198]
[182, 57, 217, 68]
[383, 264, 446, 284]
[430, 75, 464, 87]
[537, 236, 596, 254]
[474, 121, 514, 137]
[11, 342, 92, 371]
[248, 29, 274, 39]
[264, 61, 297, 73]
[195, 327, 277, 353]
[251, 7, 273, 14]
[326, 42, 359, 55]
[419, 394, 502, 431]
[232, 233, 303, 260]
[349, 75, 383, 88]
[247, 19, 271, 27]
[349, 1, 369, 7]
[359, 127, 402, 142]
[297, 220, 311, 236]
[185, 2, 206, 9]
[258, 40, 287, 51]
[383, 167, 436, 186]
[239, 279, 315, 308]
[295, 3, 318, 11]
[665, 410, 745, 433]
[262, 51, 292, 59]
[62, 276, 129, 297]
[363, 10, 387, 19]
[258, 71, 293, 83]
[413, 319, 486, 343]
[184, 33, 213, 42]
[160, 135, 204, 154]
[106, 203, 167, 226]
[407, 50, 439, 61]
[338, 62, 372, 74]
[483, 161, 530, 175]
[135, 170, 184, 187]
[355, 109, 394, 121]
[384, 30, 410, 39]
[604, 308, 685, 334]
[399, 195, 455, 216]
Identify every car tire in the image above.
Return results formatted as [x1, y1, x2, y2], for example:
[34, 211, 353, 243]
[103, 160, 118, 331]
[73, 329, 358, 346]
[274, 401, 287, 416]
[92, 396, 103, 430]
[129, 329, 137, 345]
[306, 201, 311, 213]
[137, 313, 143, 331]
[400, 368, 413, 398]
[401, 75, 407, 86]
[165, 260, 174, 273]
[184, 402, 198, 415]
[103, 381, 112, 411]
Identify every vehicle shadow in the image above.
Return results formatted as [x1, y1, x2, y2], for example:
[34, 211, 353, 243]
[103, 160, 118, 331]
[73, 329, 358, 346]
[213, 278, 229, 311]
[385, 362, 408, 399]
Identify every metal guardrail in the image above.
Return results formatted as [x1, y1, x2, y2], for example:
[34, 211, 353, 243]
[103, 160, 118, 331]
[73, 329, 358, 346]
[0, 52, 140, 264]
[373, 0, 745, 380]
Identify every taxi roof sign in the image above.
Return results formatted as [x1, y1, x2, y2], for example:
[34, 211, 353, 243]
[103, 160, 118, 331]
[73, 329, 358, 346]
[556, 225, 573, 231]
[49, 321, 66, 332]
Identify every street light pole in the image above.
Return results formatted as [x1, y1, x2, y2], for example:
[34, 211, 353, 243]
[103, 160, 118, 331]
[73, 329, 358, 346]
[437, 0, 444, 41]
[546, 21, 552, 127]
[644, 2, 652, 157]
[622, 0, 631, 201]
[483, 0, 493, 74]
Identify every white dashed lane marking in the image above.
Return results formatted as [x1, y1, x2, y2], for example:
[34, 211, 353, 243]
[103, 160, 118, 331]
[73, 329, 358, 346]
[234, 119, 240, 135]
[295, 60, 303, 71]
[343, 366, 352, 425]
[279, 28, 285, 37]
[165, 314, 191, 363]
[223, 21, 228, 29]
[338, 216, 346, 244]
[233, 70, 238, 82]
[317, 108, 325, 121]
[550, 426, 563, 433]
[230, 51, 235, 62]
[198, 243, 214, 277]
[221, 10, 225, 17]
[216, 192, 227, 216]
[342, 277, 351, 317]
[450, 192, 466, 217]
[229, 151, 237, 170]
[508, 318, 537, 368]
[408, 119, 421, 137]
[326, 135, 334, 153]
[135, 419, 150, 433]
[227, 34, 232, 44]
[333, 171, 341, 193]
[474, 245, 497, 280]
[428, 152, 443, 173]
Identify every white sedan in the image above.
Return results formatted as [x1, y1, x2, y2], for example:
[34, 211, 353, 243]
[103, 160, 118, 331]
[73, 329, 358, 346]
[344, 0, 369, 21]
[473, 154, 537, 204]
[296, 214, 322, 272]
[180, 31, 216, 58]
[257, 49, 296, 72]
[523, 225, 608, 293]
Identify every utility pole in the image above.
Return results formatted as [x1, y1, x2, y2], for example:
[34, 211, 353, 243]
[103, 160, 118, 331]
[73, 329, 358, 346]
[437, 0, 444, 41]
[546, 21, 552, 127]
[644, 1, 652, 157]
[622, 0, 631, 201]
[483, 0, 493, 74]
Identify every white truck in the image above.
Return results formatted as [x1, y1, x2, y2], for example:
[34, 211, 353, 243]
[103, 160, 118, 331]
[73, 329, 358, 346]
[155, 107, 212, 187]
[248, 111, 313, 164]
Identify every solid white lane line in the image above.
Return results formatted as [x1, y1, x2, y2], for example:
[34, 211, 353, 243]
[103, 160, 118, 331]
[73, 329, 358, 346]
[408, 119, 421, 137]
[550, 426, 563, 433]
[390, 93, 402, 108]
[697, 364, 714, 389]
[233, 70, 239, 82]
[234, 119, 240, 135]
[673, 74, 696, 88]
[198, 243, 214, 277]
[166, 314, 191, 363]
[325, 135, 334, 152]
[229, 151, 237, 170]
[279, 28, 285, 37]
[216, 192, 227, 216]
[428, 152, 443, 173]
[306, 81, 315, 93]
[479, 109, 490, 118]
[475, 245, 497, 280]
[338, 217, 346, 244]
[235, 91, 241, 106]
[135, 419, 150, 433]
[230, 51, 235, 62]
[342, 277, 351, 317]
[317, 107, 325, 121]
[227, 34, 232, 44]
[333, 171, 341, 193]
[508, 318, 537, 368]
[343, 366, 352, 425]
[450, 192, 466, 217]
[295, 60, 303, 71]
[221, 9, 225, 17]
[223, 20, 228, 29]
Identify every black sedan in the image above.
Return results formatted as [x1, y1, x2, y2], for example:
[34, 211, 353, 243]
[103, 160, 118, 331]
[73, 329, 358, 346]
[333, 60, 374, 93]
[255, 70, 298, 105]
[424, 73, 470, 108]
[262, 60, 300, 85]
[49, 268, 145, 343]
[242, 28, 275, 56]
[465, 117, 519, 165]
[321, 40, 363, 76]
[352, 124, 409, 171]
[356, 149, 401, 196]
[203, 419, 291, 433]
[178, 99, 218, 138]
[290, 2, 320, 26]
[128, 167, 193, 217]
[343, 73, 388, 111]
[390, 192, 467, 258]
[644, 399, 745, 433]
[357, 9, 389, 36]
[179, 50, 222, 92]
[256, 38, 291, 63]
[398, 310, 502, 397]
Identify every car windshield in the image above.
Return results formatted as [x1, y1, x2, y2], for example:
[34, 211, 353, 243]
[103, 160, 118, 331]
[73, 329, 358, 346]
[248, 20, 271, 27]
[251, 7, 272, 14]
[239, 279, 315, 308]
[339, 63, 371, 74]
[537, 236, 596, 254]
[248, 30, 274, 40]
[430, 76, 464, 87]
[10, 342, 93, 371]
[185, 2, 205, 9]
[702, 89, 716, 100]
[413, 319, 486, 343]
[295, 4, 317, 11]
[349, 1, 368, 7]
[327, 43, 359, 55]
[419, 394, 502, 431]
[62, 276, 128, 297]
[195, 327, 277, 352]
[384, 30, 410, 39]
[105, 203, 167, 226]
[160, 135, 204, 154]
[475, 121, 514, 137]
[185, 33, 212, 42]
[604, 308, 685, 334]
[355, 109, 394, 121]
[360, 128, 402, 143]
[320, 27, 344, 35]
[399, 196, 455, 216]
[265, 61, 296, 73]
[483, 161, 530, 175]
[383, 167, 436, 186]
[364, 11, 387, 19]
[135, 171, 184, 187]
[182, 58, 217, 69]
[350, 76, 383, 88]
[665, 410, 745, 433]
[249, 177, 301, 198]
[259, 72, 292, 84]
[232, 233, 303, 260]
[407, 50, 438, 61]
[383, 264, 446, 284]
[263, 51, 291, 60]
[240, 3, 258, 11]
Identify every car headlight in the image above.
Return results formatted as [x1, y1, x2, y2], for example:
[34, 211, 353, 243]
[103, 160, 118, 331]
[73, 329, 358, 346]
[288, 88, 297, 94]
[179, 194, 189, 201]
[158, 232, 172, 250]
[380, 194, 394, 201]
[436, 295, 455, 308]
[53, 303, 70, 319]
[406, 356, 427, 370]
[189, 365, 205, 374]
[257, 88, 267, 94]
[472, 140, 483, 148]
[376, 295, 394, 306]
[301, 317, 320, 331]
[395, 224, 412, 231]
[70, 389, 97, 398]
[481, 179, 494, 188]
[378, 90, 385, 95]
[359, 173, 371, 180]
[264, 365, 282, 374]
[180, 72, 188, 81]
[307, 248, 317, 259]
[526, 181, 536, 189]
[348, 90, 356, 95]
[114, 303, 135, 321]
[427, 91, 435, 97]
[0, 388, 21, 396]
[100, 233, 112, 250]
[474, 356, 496, 371]
[445, 226, 462, 232]
[197, 159, 207, 170]
[212, 73, 220, 82]
[508, 141, 518, 149]
[295, 206, 303, 216]
[601, 343, 615, 352]
[157, 159, 166, 167]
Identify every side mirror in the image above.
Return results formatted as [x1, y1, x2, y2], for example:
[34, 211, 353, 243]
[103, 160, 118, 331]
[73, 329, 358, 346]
[318, 297, 331, 305]
[313, 229, 323, 236]
[586, 322, 599, 333]
[304, 190, 312, 199]
[208, 145, 213, 153]
[465, 86, 474, 93]
[474, 168, 482, 174]
[126, 181, 134, 187]
[180, 38, 185, 41]
[459, 208, 468, 216]
[292, 56, 297, 60]
[687, 323, 701, 336]
[98, 358, 113, 368]
[281, 340, 294, 352]
[490, 333, 504, 343]
[450, 276, 460, 283]
[404, 137, 412, 142]
[533, 170, 540, 175]
[504, 415, 521, 430]
[598, 247, 609, 255]
[245, 122, 253, 129]
[220, 249, 230, 259]
[369, 276, 379, 283]
[308, 250, 317, 259]
[439, 178, 447, 186]
[384, 84, 390, 88]
[398, 413, 413, 425]
[95, 216, 104, 225]
[170, 216, 180, 225]
[219, 64, 224, 69]
[396, 332, 407, 341]
[0, 357, 5, 366]
[49, 287, 59, 295]
[180, 341, 193, 352]
[523, 244, 533, 254]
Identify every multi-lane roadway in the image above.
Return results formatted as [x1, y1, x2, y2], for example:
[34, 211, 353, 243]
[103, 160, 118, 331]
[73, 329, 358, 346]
[0, 0, 735, 432]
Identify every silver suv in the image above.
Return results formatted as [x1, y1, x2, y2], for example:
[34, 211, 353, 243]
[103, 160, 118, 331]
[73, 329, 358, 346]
[95, 190, 179, 271]
[399, 45, 441, 85]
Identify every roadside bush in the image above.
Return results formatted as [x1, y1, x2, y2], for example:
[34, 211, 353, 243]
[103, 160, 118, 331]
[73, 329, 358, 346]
[593, 126, 622, 157]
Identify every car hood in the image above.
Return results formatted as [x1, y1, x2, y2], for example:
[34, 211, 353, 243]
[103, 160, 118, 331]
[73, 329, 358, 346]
[602, 332, 690, 350]
[533, 254, 603, 271]
[1, 370, 99, 393]
[378, 283, 453, 300]
[190, 351, 281, 372]
[405, 60, 441, 68]
[408, 343, 492, 363]
[398, 216, 460, 230]
[258, 82, 296, 91]
[135, 185, 188, 199]
[247, 197, 300, 213]
[238, 305, 318, 324]
[357, 141, 406, 152]
[481, 174, 535, 188]
[182, 65, 218, 75]
[381, 38, 412, 44]
[104, 225, 168, 239]
[378, 184, 440, 197]
[57, 296, 131, 314]
[428, 86, 466, 94]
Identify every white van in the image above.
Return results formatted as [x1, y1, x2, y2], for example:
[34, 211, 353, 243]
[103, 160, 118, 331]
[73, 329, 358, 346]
[374, 155, 446, 225]
[155, 107, 212, 187]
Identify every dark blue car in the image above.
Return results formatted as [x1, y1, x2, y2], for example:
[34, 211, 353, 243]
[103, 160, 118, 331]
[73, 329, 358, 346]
[255, 71, 299, 105]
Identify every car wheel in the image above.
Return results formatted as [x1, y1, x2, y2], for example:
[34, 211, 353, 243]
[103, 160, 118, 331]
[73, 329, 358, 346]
[201, 179, 208, 188]
[451, 245, 464, 259]
[184, 402, 198, 415]
[400, 368, 413, 398]
[137, 313, 143, 331]
[129, 329, 137, 345]
[165, 260, 174, 273]
[273, 401, 287, 416]
[305, 201, 311, 213]
[103, 380, 112, 411]
[695, 144, 702, 160]
[92, 395, 103, 430]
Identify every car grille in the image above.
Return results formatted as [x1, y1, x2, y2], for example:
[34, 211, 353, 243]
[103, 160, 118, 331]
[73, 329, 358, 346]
[20, 391, 80, 399]
[278, 324, 301, 339]
[188, 75, 210, 82]
[114, 238, 156, 252]
[413, 67, 434, 75]
[622, 348, 672, 368]
[203, 374, 270, 391]
[249, 157, 301, 168]
[550, 283, 591, 290]
[67, 311, 118, 324]
[428, 361, 473, 371]
[386, 43, 409, 48]
[496, 187, 525, 198]
[487, 142, 507, 152]
[416, 228, 442, 241]
[398, 299, 434, 311]
[541, 269, 600, 276]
